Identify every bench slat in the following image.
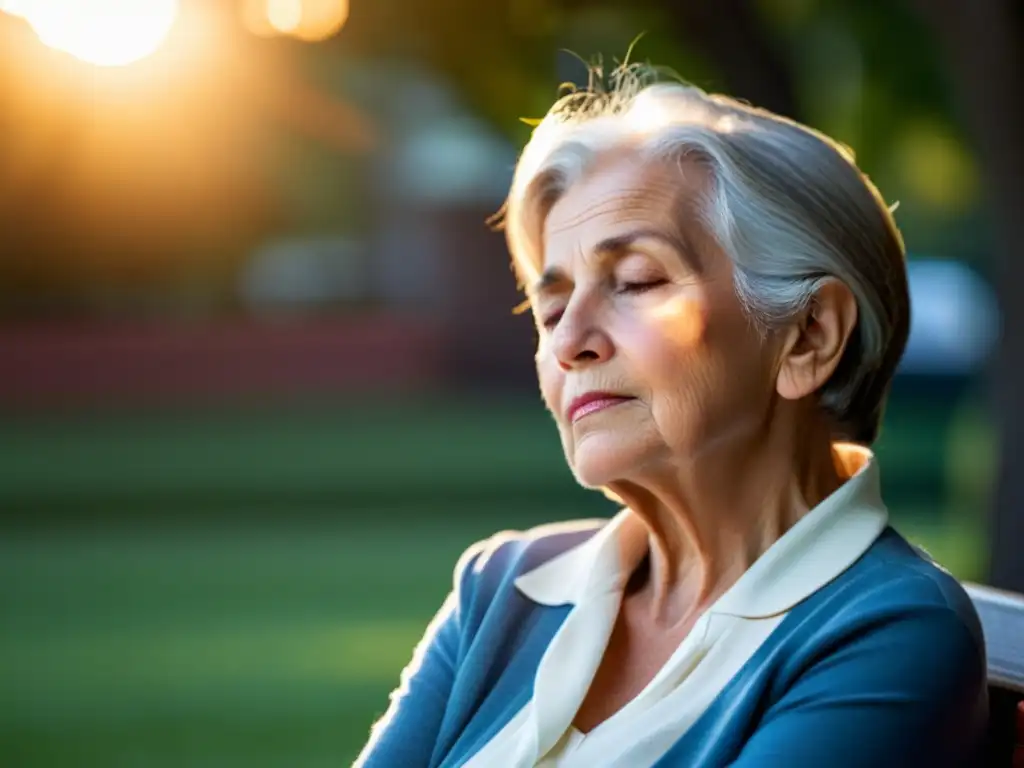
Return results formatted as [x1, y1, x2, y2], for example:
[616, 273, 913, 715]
[965, 583, 1024, 693]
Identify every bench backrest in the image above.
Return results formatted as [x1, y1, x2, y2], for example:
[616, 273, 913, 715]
[964, 583, 1024, 766]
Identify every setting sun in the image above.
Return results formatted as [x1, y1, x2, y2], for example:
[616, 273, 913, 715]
[9, 0, 180, 67]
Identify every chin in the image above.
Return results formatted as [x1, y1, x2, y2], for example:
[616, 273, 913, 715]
[567, 432, 652, 489]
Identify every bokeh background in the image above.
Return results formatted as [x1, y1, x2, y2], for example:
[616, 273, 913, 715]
[1, 0, 1022, 765]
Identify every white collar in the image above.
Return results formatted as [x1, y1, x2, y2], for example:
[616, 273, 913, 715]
[515, 444, 888, 619]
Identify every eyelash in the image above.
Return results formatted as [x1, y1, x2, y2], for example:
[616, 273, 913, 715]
[618, 279, 668, 294]
[541, 279, 668, 329]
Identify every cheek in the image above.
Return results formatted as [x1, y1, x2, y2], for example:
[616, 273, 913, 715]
[657, 300, 774, 422]
[623, 296, 712, 388]
[535, 351, 564, 416]
[626, 296, 763, 433]
[648, 294, 708, 349]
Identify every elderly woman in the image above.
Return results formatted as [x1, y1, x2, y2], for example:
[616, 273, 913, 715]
[356, 69, 988, 767]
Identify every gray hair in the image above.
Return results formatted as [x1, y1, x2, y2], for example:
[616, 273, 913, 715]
[502, 68, 910, 444]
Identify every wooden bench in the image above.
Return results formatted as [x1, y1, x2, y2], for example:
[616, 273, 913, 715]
[964, 583, 1024, 766]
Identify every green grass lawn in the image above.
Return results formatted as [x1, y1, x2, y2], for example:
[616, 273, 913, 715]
[0, 521, 485, 767]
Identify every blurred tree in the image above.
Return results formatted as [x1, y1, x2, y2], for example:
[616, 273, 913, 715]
[561, 0, 799, 116]
[343, 0, 981, 244]
[907, 0, 1024, 591]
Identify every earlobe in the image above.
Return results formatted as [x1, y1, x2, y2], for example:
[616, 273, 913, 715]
[775, 281, 858, 402]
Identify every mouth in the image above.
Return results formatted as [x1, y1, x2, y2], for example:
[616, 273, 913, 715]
[566, 392, 636, 424]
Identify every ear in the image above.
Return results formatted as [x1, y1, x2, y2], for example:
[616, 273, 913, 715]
[776, 281, 858, 402]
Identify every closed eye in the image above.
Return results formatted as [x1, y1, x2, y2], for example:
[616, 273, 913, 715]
[619, 278, 669, 294]
[541, 279, 667, 328]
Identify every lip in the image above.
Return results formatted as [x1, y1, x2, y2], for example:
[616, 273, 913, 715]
[565, 392, 636, 424]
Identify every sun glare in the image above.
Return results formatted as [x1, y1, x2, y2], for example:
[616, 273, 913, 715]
[267, 0, 303, 33]
[14, 0, 180, 67]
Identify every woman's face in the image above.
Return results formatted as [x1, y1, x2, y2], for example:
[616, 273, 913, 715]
[532, 153, 781, 488]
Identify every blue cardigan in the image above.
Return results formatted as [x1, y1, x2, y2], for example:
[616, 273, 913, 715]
[356, 524, 988, 767]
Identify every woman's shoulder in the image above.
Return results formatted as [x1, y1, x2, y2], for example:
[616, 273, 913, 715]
[860, 527, 981, 618]
[806, 525, 985, 657]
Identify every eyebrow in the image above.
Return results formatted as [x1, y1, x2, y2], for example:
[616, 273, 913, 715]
[532, 227, 700, 295]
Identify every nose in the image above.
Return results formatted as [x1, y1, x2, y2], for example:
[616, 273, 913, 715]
[551, 310, 613, 372]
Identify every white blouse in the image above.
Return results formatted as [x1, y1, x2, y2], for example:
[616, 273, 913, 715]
[463, 444, 888, 768]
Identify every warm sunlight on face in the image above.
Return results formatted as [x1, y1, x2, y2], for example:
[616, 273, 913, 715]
[14, 0, 180, 67]
[534, 154, 775, 489]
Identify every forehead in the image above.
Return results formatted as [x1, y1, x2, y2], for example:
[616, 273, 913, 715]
[543, 152, 711, 259]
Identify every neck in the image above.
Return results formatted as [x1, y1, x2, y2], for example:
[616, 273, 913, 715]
[607, 412, 845, 627]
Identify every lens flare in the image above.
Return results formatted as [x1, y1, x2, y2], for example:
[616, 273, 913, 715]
[240, 0, 349, 41]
